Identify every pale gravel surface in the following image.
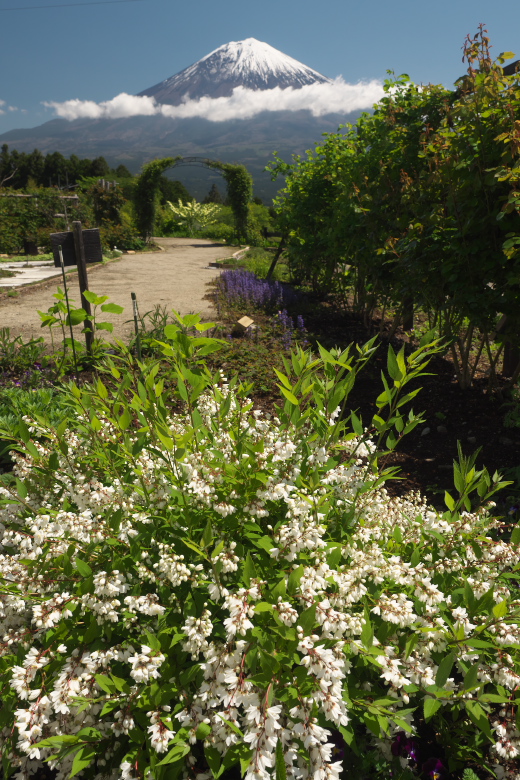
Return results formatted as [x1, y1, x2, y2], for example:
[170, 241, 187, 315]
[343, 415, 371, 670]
[0, 238, 234, 344]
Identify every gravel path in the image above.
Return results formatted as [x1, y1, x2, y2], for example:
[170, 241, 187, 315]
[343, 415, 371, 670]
[0, 238, 234, 344]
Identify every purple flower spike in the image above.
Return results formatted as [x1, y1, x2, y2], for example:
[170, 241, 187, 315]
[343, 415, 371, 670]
[217, 270, 299, 313]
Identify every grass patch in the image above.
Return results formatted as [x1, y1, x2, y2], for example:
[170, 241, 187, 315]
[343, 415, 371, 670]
[0, 253, 53, 263]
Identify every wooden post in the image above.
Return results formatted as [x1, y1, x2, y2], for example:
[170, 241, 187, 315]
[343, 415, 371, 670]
[265, 235, 286, 281]
[72, 221, 93, 354]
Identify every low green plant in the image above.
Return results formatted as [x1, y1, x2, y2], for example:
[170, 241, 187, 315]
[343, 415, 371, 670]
[0, 327, 47, 374]
[38, 288, 124, 373]
[0, 325, 518, 780]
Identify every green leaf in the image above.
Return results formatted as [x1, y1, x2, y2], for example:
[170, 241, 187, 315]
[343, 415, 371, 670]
[463, 662, 481, 691]
[95, 321, 114, 333]
[464, 700, 492, 739]
[101, 302, 124, 314]
[493, 600, 508, 619]
[118, 408, 132, 430]
[279, 386, 299, 406]
[435, 653, 455, 688]
[270, 578, 287, 601]
[83, 290, 105, 305]
[275, 738, 287, 780]
[204, 746, 222, 777]
[387, 347, 402, 381]
[202, 520, 213, 548]
[157, 741, 190, 766]
[511, 525, 520, 546]
[33, 735, 80, 748]
[255, 602, 274, 614]
[444, 491, 455, 511]
[66, 308, 87, 326]
[70, 744, 96, 777]
[361, 613, 374, 649]
[243, 553, 258, 586]
[75, 727, 103, 742]
[15, 478, 27, 500]
[288, 566, 303, 595]
[95, 674, 116, 694]
[216, 713, 244, 737]
[75, 558, 92, 578]
[298, 604, 316, 634]
[424, 697, 442, 721]
[196, 723, 212, 740]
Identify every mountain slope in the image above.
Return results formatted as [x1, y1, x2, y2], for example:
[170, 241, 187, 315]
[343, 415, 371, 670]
[139, 38, 331, 104]
[0, 39, 366, 200]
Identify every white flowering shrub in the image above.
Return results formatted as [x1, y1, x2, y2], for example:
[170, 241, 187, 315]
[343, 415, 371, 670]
[0, 317, 518, 780]
[166, 200, 221, 237]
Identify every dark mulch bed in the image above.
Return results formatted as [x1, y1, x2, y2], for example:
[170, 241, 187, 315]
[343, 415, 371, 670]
[299, 303, 520, 512]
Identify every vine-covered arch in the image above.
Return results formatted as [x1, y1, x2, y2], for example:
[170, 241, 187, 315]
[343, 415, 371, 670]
[134, 156, 253, 242]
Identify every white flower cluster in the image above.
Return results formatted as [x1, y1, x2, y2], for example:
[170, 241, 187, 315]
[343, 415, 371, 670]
[0, 378, 519, 780]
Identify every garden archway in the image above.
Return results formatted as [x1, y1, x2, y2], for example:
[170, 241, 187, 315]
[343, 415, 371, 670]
[134, 156, 253, 242]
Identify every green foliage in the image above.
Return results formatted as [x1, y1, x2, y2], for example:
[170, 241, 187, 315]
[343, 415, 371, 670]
[157, 176, 191, 206]
[132, 158, 253, 243]
[0, 144, 114, 190]
[38, 288, 124, 372]
[216, 162, 253, 241]
[88, 182, 125, 227]
[134, 158, 181, 240]
[271, 29, 520, 386]
[0, 189, 92, 253]
[199, 221, 235, 242]
[0, 321, 517, 779]
[0, 327, 47, 374]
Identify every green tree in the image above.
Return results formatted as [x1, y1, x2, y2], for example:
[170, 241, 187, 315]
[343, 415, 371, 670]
[203, 183, 223, 204]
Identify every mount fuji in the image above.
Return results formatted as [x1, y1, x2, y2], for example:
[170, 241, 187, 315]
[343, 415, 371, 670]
[0, 39, 378, 200]
[139, 38, 332, 104]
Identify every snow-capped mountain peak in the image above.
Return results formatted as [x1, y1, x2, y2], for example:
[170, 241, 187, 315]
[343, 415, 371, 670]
[139, 38, 331, 105]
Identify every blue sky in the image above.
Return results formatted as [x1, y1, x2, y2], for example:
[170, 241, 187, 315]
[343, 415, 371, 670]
[0, 0, 519, 134]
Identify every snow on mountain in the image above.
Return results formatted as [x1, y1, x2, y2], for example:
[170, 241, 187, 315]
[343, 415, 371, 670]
[139, 38, 332, 105]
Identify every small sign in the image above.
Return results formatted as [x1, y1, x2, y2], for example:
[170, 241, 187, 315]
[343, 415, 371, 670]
[237, 316, 254, 329]
[51, 228, 103, 267]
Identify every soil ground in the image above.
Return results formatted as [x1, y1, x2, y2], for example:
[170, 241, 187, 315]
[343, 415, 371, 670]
[0, 238, 234, 343]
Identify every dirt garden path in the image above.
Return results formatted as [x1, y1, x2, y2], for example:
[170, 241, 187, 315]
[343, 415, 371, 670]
[0, 238, 235, 345]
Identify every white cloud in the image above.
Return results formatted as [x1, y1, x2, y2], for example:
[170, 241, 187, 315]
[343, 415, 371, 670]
[0, 99, 19, 115]
[43, 78, 385, 123]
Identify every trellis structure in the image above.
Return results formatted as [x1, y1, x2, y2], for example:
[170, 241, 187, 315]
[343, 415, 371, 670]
[134, 157, 253, 242]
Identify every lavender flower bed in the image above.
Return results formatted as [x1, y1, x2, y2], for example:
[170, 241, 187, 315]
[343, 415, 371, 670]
[216, 269, 300, 313]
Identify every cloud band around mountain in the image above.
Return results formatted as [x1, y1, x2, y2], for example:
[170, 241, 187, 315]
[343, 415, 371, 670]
[43, 78, 385, 122]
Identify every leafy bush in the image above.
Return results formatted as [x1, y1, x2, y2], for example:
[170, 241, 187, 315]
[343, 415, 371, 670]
[199, 222, 235, 243]
[0, 323, 519, 780]
[271, 29, 520, 385]
[99, 223, 145, 252]
[0, 190, 91, 254]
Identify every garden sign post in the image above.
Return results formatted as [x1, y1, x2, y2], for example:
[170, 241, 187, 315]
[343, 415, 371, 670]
[72, 221, 93, 354]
